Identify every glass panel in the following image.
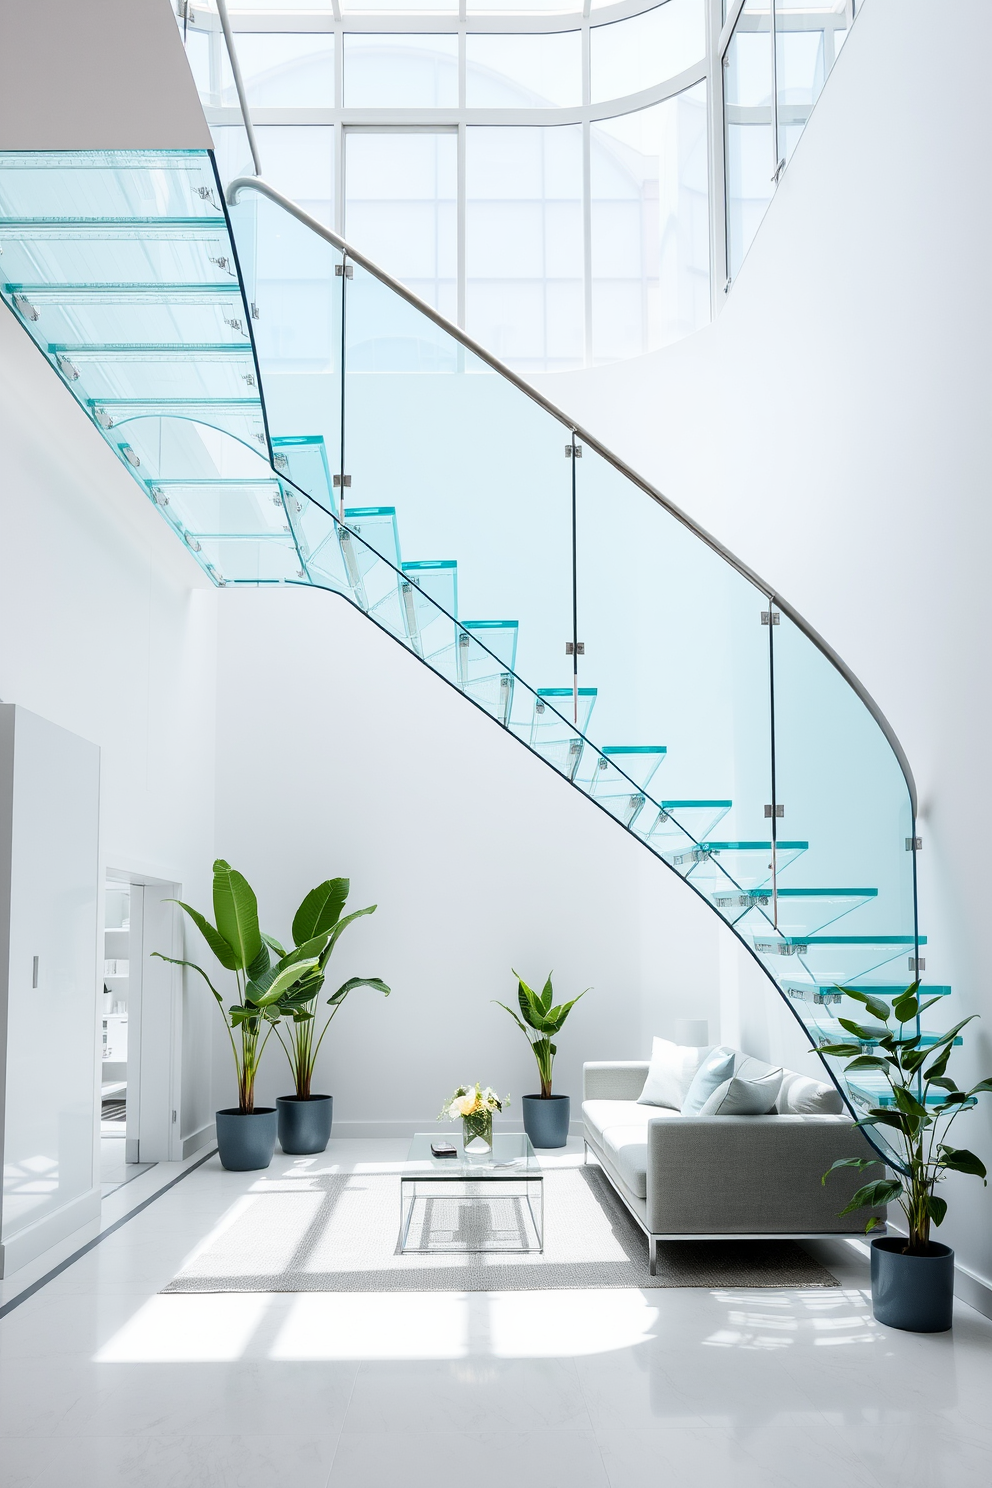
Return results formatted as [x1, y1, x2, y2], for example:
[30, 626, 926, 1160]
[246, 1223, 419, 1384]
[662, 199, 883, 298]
[590, 0, 706, 104]
[256, 126, 334, 226]
[724, 0, 774, 279]
[222, 32, 334, 108]
[767, 612, 917, 1150]
[345, 132, 456, 316]
[234, 191, 342, 374]
[341, 259, 575, 711]
[590, 84, 709, 363]
[343, 34, 459, 107]
[574, 444, 774, 916]
[465, 32, 582, 109]
[465, 125, 583, 372]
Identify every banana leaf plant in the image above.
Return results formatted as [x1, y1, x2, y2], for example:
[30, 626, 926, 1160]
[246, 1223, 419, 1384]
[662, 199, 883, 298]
[821, 983, 992, 1254]
[152, 859, 324, 1113]
[494, 970, 588, 1098]
[264, 876, 390, 1100]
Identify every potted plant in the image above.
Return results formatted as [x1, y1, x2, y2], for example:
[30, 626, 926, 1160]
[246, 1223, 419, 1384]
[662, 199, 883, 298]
[494, 971, 588, 1149]
[822, 983, 991, 1332]
[439, 1083, 508, 1158]
[153, 860, 325, 1171]
[267, 876, 390, 1154]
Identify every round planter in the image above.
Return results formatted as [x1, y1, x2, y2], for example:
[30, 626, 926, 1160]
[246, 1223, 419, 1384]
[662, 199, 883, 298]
[871, 1237, 954, 1332]
[215, 1107, 277, 1171]
[522, 1093, 570, 1149]
[277, 1094, 334, 1155]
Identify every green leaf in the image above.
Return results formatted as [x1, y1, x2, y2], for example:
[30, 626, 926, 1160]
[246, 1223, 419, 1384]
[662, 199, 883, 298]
[839, 1178, 903, 1216]
[930, 1015, 978, 1051]
[967, 1077, 992, 1096]
[843, 1056, 890, 1071]
[279, 933, 331, 970]
[891, 1085, 927, 1119]
[170, 899, 238, 970]
[938, 1146, 988, 1180]
[494, 999, 529, 1036]
[247, 941, 270, 982]
[821, 1156, 881, 1187]
[292, 878, 350, 946]
[322, 905, 376, 959]
[540, 973, 554, 1013]
[922, 1046, 952, 1082]
[838, 1017, 881, 1041]
[262, 932, 288, 959]
[926, 1194, 948, 1226]
[841, 988, 892, 1023]
[892, 989, 920, 1023]
[327, 975, 391, 1006]
[212, 860, 262, 972]
[246, 959, 320, 1008]
[229, 1004, 259, 1026]
[864, 1215, 884, 1233]
[151, 951, 223, 1004]
[816, 1042, 869, 1059]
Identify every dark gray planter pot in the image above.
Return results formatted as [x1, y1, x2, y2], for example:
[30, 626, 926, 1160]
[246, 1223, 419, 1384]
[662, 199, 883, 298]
[277, 1094, 334, 1154]
[522, 1094, 570, 1149]
[871, 1237, 954, 1332]
[215, 1107, 277, 1171]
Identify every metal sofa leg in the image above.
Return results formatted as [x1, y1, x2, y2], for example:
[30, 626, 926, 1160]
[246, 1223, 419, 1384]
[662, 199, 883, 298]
[648, 1235, 658, 1276]
[583, 1140, 589, 1165]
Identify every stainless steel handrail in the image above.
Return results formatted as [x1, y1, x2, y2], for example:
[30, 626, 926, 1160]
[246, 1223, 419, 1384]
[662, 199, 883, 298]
[215, 0, 263, 177]
[226, 172, 919, 815]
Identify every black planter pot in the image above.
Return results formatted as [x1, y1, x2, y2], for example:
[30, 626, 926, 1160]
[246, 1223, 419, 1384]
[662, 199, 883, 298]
[215, 1107, 277, 1171]
[277, 1094, 334, 1155]
[871, 1237, 954, 1332]
[522, 1093, 570, 1149]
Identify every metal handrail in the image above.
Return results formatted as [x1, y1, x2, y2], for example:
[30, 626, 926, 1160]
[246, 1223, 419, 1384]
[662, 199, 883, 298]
[226, 172, 919, 815]
[214, 0, 263, 177]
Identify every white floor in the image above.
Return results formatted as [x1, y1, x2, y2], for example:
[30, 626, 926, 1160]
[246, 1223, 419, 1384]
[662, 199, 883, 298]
[1, 1137, 991, 1488]
[99, 1132, 156, 1198]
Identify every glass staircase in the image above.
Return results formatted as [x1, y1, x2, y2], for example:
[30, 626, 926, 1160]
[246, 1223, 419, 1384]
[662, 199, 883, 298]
[0, 147, 933, 1166]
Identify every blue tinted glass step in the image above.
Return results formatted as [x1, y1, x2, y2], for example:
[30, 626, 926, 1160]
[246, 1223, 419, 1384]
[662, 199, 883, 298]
[782, 979, 951, 1006]
[271, 435, 334, 506]
[455, 621, 519, 724]
[812, 1020, 962, 1050]
[712, 885, 879, 933]
[586, 746, 667, 829]
[399, 561, 458, 656]
[526, 688, 597, 780]
[848, 1079, 974, 1112]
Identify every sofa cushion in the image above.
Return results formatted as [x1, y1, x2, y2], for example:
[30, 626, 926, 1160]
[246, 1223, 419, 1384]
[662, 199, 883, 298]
[681, 1046, 736, 1115]
[637, 1038, 713, 1110]
[698, 1066, 783, 1116]
[583, 1100, 681, 1200]
[776, 1071, 844, 1115]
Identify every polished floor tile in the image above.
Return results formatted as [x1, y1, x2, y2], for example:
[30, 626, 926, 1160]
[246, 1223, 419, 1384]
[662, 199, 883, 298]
[2, 1139, 992, 1488]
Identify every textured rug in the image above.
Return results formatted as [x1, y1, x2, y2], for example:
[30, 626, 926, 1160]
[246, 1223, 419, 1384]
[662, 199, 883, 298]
[162, 1164, 838, 1293]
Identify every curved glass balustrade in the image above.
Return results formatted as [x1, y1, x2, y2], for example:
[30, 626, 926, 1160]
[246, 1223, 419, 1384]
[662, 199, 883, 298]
[0, 145, 925, 1164]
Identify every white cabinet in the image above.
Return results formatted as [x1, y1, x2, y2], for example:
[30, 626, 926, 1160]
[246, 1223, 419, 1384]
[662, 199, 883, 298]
[0, 704, 101, 1276]
[102, 1014, 128, 1064]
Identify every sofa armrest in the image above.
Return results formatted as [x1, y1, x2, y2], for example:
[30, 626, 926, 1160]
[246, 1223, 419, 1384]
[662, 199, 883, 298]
[644, 1115, 884, 1235]
[583, 1062, 649, 1101]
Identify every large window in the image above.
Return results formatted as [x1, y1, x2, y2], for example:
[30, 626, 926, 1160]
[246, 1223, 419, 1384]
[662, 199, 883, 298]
[182, 0, 862, 363]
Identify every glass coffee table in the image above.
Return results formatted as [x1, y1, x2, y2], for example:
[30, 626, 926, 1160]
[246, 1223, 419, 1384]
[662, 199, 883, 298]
[400, 1132, 543, 1253]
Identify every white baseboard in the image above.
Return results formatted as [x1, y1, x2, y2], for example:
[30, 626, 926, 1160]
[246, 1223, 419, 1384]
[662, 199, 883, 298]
[0, 1187, 101, 1278]
[181, 1120, 216, 1158]
[330, 1120, 586, 1139]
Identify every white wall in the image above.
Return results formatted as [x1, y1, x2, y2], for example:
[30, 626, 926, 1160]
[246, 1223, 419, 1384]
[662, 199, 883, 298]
[534, 0, 992, 1285]
[0, 306, 219, 1157]
[211, 584, 752, 1129]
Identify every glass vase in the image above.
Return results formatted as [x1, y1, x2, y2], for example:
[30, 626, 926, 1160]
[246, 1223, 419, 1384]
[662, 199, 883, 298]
[462, 1108, 493, 1158]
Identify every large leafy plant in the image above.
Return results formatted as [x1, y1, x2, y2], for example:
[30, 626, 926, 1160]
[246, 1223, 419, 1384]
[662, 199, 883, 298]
[265, 876, 389, 1100]
[494, 971, 588, 1099]
[822, 984, 992, 1254]
[153, 860, 323, 1113]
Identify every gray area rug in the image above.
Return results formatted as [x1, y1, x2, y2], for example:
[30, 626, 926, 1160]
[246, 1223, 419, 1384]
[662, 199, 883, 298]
[162, 1164, 838, 1293]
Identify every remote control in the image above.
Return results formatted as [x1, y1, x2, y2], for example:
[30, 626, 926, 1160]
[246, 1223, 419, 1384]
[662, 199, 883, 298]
[431, 1141, 457, 1158]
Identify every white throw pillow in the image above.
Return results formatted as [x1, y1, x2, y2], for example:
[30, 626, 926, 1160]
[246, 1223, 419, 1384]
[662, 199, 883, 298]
[637, 1037, 714, 1110]
[698, 1067, 784, 1116]
[680, 1046, 737, 1115]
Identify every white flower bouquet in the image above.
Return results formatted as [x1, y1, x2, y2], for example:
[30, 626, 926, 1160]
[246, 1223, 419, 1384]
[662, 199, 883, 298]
[439, 1083, 509, 1154]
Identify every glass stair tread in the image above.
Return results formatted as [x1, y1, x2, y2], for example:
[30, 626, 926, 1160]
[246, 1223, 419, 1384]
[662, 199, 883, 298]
[5, 282, 243, 300]
[0, 218, 231, 239]
[847, 1078, 975, 1111]
[811, 1020, 962, 1049]
[754, 934, 924, 948]
[782, 979, 949, 1005]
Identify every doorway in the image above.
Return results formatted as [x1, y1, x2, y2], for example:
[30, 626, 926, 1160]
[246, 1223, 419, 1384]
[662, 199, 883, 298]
[100, 872, 183, 1198]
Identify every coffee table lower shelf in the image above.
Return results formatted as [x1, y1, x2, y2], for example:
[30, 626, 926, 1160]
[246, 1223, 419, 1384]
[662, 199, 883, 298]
[399, 1132, 544, 1254]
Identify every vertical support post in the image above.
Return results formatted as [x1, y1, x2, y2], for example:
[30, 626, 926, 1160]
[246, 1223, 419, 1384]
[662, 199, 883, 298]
[338, 255, 348, 524]
[648, 1234, 658, 1276]
[766, 601, 779, 929]
[570, 440, 580, 725]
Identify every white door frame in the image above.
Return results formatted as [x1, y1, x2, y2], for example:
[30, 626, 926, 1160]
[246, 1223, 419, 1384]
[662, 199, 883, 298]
[106, 870, 184, 1164]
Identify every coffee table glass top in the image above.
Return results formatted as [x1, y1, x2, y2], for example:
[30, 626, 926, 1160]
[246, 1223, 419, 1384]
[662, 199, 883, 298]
[405, 1131, 541, 1178]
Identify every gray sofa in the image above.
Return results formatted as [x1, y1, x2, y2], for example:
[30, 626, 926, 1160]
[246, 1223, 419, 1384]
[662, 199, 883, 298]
[583, 1053, 884, 1273]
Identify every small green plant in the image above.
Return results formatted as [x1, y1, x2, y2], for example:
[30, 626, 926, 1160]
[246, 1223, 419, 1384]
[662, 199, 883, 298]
[265, 877, 390, 1100]
[494, 970, 588, 1098]
[821, 983, 992, 1254]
